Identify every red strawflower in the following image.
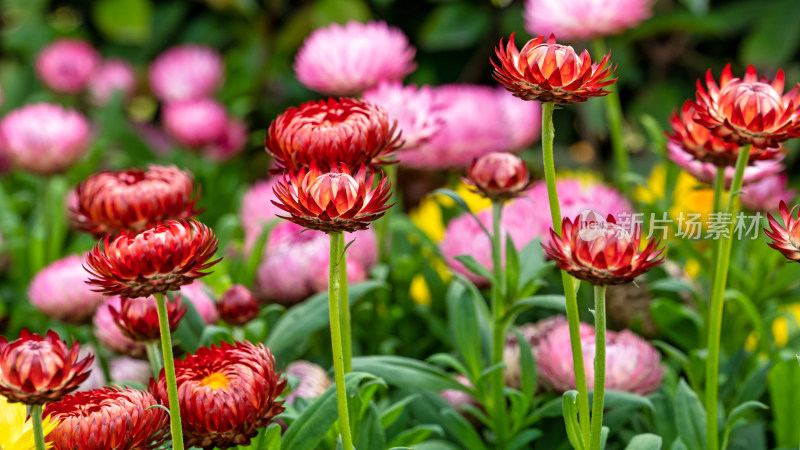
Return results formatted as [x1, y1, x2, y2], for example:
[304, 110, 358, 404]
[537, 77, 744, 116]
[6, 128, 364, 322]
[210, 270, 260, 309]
[492, 33, 616, 104]
[150, 341, 286, 449]
[272, 163, 392, 233]
[85, 219, 220, 298]
[110, 294, 187, 341]
[667, 100, 783, 166]
[694, 64, 800, 150]
[264, 97, 402, 171]
[44, 387, 169, 450]
[542, 212, 664, 285]
[71, 165, 200, 236]
[765, 200, 800, 261]
[0, 330, 93, 404]
[465, 151, 531, 201]
[217, 285, 259, 326]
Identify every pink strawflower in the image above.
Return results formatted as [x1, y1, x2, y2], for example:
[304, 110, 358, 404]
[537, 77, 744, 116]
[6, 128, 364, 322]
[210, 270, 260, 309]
[439, 375, 476, 411]
[178, 281, 220, 324]
[202, 117, 248, 161]
[239, 178, 285, 249]
[255, 221, 376, 305]
[294, 20, 416, 96]
[440, 177, 630, 284]
[524, 0, 654, 42]
[109, 357, 152, 385]
[535, 318, 664, 395]
[162, 98, 227, 147]
[284, 361, 332, 406]
[28, 254, 105, 324]
[0, 103, 91, 175]
[741, 174, 796, 213]
[94, 297, 146, 358]
[35, 38, 100, 94]
[401, 85, 540, 169]
[362, 82, 444, 150]
[88, 58, 137, 106]
[504, 316, 566, 389]
[148, 44, 224, 102]
[667, 140, 785, 188]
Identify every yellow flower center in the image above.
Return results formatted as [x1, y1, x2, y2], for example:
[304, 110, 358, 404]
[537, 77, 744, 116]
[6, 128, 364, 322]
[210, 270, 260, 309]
[200, 372, 230, 390]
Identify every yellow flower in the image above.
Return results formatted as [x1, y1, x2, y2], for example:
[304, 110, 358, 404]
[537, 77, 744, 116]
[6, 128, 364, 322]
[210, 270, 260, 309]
[410, 275, 432, 306]
[745, 303, 800, 350]
[0, 394, 56, 450]
[636, 164, 714, 220]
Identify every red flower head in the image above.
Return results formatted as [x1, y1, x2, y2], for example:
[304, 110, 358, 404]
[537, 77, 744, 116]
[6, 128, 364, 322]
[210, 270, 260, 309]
[0, 330, 93, 404]
[71, 165, 200, 236]
[44, 387, 169, 450]
[542, 212, 664, 285]
[150, 341, 286, 449]
[765, 201, 800, 261]
[694, 64, 800, 150]
[465, 151, 531, 200]
[110, 294, 187, 341]
[85, 219, 220, 298]
[272, 163, 392, 233]
[217, 285, 259, 326]
[264, 97, 402, 171]
[667, 100, 783, 167]
[492, 34, 617, 104]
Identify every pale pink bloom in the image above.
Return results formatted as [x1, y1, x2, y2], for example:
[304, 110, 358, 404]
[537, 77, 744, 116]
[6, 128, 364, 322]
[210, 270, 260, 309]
[178, 281, 219, 324]
[149, 44, 224, 102]
[76, 346, 105, 392]
[94, 297, 146, 358]
[162, 98, 227, 147]
[255, 221, 376, 305]
[524, 0, 654, 42]
[28, 254, 105, 324]
[440, 375, 476, 411]
[35, 38, 100, 94]
[504, 316, 566, 389]
[109, 357, 152, 385]
[284, 361, 332, 406]
[667, 141, 785, 188]
[362, 82, 444, 150]
[401, 85, 540, 169]
[294, 20, 416, 96]
[202, 117, 248, 161]
[535, 317, 664, 395]
[88, 58, 137, 105]
[741, 174, 797, 213]
[441, 177, 630, 284]
[0, 103, 91, 175]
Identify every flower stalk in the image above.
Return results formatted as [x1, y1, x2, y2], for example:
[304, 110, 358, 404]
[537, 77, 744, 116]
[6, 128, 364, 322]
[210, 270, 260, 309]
[146, 341, 163, 378]
[489, 200, 508, 447]
[705, 145, 751, 450]
[338, 232, 352, 373]
[154, 292, 184, 450]
[589, 285, 607, 450]
[329, 232, 353, 450]
[31, 404, 46, 450]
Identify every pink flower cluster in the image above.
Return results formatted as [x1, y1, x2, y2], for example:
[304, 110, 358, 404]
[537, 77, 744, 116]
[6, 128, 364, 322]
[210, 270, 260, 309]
[524, 0, 654, 42]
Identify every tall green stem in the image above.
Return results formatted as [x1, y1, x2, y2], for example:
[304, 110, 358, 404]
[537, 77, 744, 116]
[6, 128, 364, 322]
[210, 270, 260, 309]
[705, 145, 750, 450]
[542, 101, 591, 442]
[338, 232, 352, 373]
[146, 341, 163, 378]
[589, 285, 607, 450]
[329, 232, 354, 450]
[31, 404, 46, 450]
[592, 39, 629, 197]
[489, 201, 507, 447]
[155, 292, 184, 450]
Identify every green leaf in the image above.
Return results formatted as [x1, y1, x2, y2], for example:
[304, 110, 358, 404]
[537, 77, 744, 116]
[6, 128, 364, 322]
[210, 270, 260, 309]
[505, 233, 520, 301]
[512, 327, 537, 400]
[673, 379, 707, 450]
[92, 0, 152, 44]
[432, 188, 490, 237]
[351, 356, 469, 392]
[446, 281, 485, 378]
[768, 358, 800, 447]
[739, 0, 800, 66]
[172, 293, 207, 353]
[562, 391, 586, 450]
[503, 295, 566, 325]
[354, 401, 386, 450]
[380, 394, 419, 429]
[603, 390, 656, 413]
[649, 298, 702, 350]
[418, 3, 491, 51]
[387, 424, 443, 448]
[454, 254, 496, 284]
[199, 325, 235, 347]
[625, 433, 663, 450]
[652, 340, 699, 392]
[517, 238, 548, 286]
[721, 400, 768, 449]
[440, 409, 488, 450]
[508, 429, 543, 450]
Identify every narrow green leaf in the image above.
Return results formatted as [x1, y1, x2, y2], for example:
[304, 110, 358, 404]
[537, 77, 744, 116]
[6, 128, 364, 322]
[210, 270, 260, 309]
[432, 188, 490, 237]
[386, 424, 443, 448]
[440, 409, 488, 450]
[562, 390, 586, 450]
[453, 255, 496, 288]
[512, 328, 538, 400]
[351, 356, 468, 392]
[625, 433, 663, 450]
[673, 379, 707, 450]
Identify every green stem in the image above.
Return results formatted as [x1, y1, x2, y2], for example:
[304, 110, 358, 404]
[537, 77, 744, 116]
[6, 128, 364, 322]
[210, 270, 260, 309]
[490, 201, 507, 447]
[146, 341, 163, 378]
[338, 232, 352, 373]
[31, 404, 46, 450]
[155, 292, 184, 450]
[705, 145, 750, 450]
[708, 167, 725, 303]
[592, 39, 630, 197]
[542, 101, 591, 443]
[589, 285, 607, 450]
[329, 232, 354, 450]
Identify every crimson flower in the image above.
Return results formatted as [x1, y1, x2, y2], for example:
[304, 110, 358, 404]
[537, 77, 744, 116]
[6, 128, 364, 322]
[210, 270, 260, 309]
[217, 285, 259, 326]
[110, 294, 187, 341]
[44, 387, 169, 450]
[264, 97, 402, 171]
[0, 330, 93, 404]
[765, 201, 800, 261]
[150, 341, 286, 449]
[465, 151, 531, 201]
[272, 164, 392, 233]
[71, 165, 200, 235]
[694, 64, 800, 150]
[542, 212, 664, 285]
[492, 34, 616, 104]
[85, 219, 220, 298]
